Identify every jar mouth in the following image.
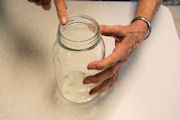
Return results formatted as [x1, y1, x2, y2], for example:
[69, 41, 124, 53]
[58, 15, 100, 43]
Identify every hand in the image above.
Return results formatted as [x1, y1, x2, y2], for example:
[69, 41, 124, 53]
[27, 0, 68, 24]
[83, 20, 148, 95]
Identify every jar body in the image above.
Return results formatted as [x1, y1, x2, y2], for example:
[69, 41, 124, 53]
[53, 15, 105, 103]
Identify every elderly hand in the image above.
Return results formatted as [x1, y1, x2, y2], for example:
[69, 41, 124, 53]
[27, 0, 68, 24]
[83, 20, 148, 95]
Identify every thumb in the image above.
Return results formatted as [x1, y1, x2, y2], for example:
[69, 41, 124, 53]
[54, 0, 68, 25]
[100, 25, 126, 37]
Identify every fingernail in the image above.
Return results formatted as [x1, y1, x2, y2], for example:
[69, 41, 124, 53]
[61, 16, 67, 25]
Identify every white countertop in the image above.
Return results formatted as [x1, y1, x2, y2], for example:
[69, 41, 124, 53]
[0, 1, 180, 120]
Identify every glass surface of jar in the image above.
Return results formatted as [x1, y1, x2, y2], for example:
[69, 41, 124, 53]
[53, 15, 105, 103]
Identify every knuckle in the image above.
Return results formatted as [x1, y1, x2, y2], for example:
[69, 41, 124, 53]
[94, 74, 100, 78]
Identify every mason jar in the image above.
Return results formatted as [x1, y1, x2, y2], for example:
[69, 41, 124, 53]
[53, 15, 105, 103]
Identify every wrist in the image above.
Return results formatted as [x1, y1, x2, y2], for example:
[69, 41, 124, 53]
[130, 20, 148, 33]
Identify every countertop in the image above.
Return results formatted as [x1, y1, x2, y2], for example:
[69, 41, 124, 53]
[0, 1, 180, 120]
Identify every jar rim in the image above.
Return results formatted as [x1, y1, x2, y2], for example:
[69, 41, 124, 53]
[58, 15, 100, 43]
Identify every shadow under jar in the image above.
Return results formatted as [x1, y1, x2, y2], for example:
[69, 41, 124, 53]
[53, 15, 105, 103]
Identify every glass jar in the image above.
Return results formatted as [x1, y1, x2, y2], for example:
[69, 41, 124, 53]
[53, 15, 105, 103]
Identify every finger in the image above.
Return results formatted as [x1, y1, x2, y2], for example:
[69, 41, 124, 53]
[88, 37, 132, 70]
[41, 0, 51, 10]
[114, 36, 123, 43]
[84, 59, 126, 84]
[89, 77, 111, 95]
[84, 67, 114, 84]
[109, 72, 119, 87]
[88, 23, 96, 32]
[41, 0, 51, 5]
[89, 74, 117, 95]
[42, 3, 51, 10]
[100, 25, 126, 37]
[34, 0, 41, 6]
[54, 0, 68, 25]
[28, 0, 34, 2]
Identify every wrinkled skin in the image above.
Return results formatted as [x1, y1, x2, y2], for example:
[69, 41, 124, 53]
[83, 21, 148, 95]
